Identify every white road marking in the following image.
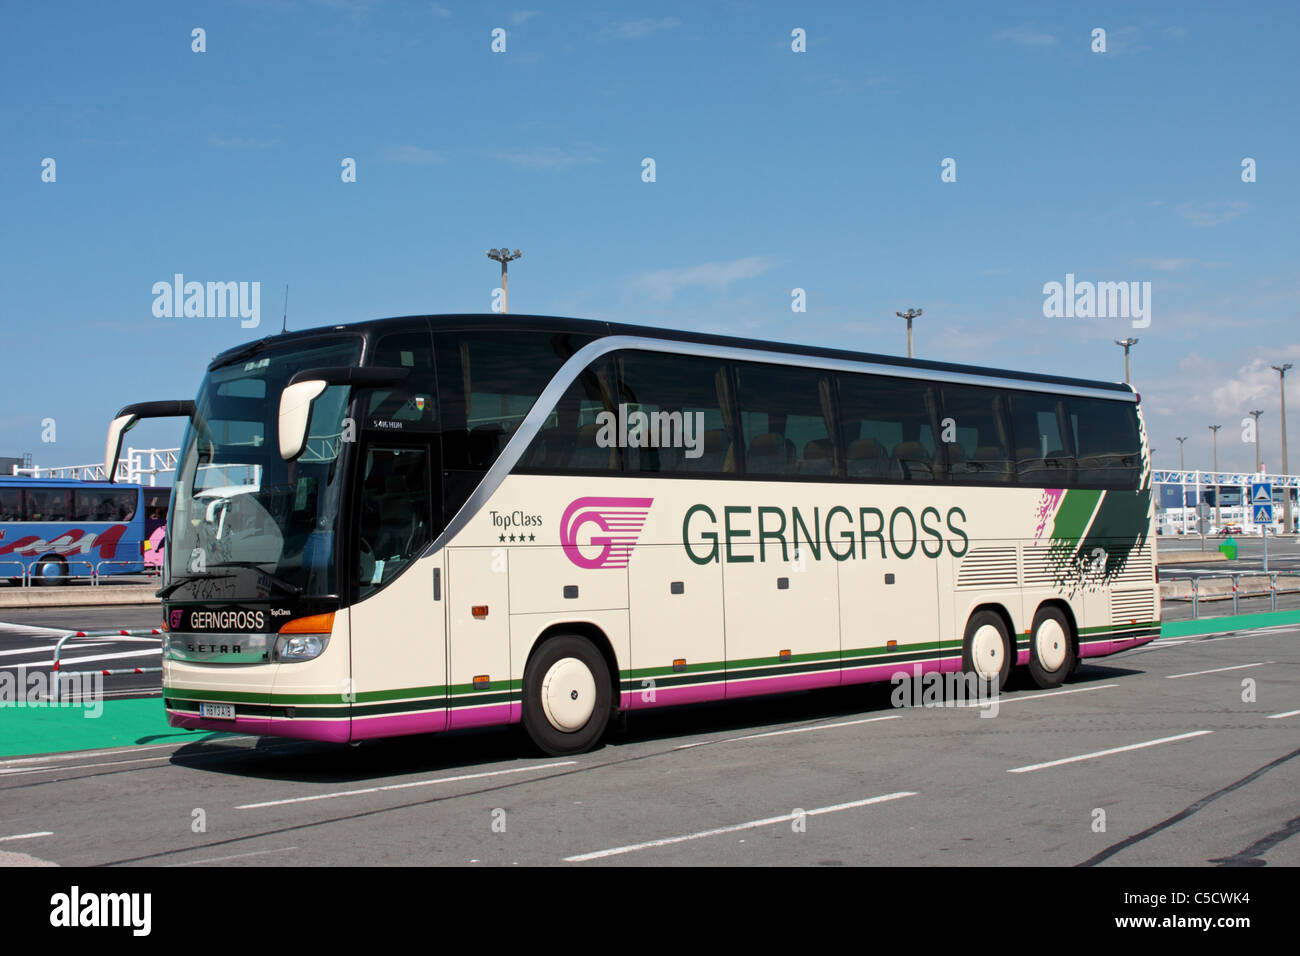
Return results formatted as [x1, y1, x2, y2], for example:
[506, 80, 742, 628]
[167, 847, 298, 866]
[952, 683, 1119, 707]
[734, 714, 901, 740]
[1266, 709, 1300, 720]
[1008, 731, 1213, 774]
[236, 761, 578, 809]
[0, 643, 110, 658]
[1143, 640, 1192, 648]
[1166, 661, 1273, 680]
[0, 622, 68, 636]
[564, 791, 917, 862]
[45, 648, 161, 667]
[0, 743, 183, 767]
[0, 755, 178, 776]
[0, 831, 52, 842]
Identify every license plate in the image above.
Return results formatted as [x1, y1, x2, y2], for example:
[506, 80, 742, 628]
[200, 702, 236, 720]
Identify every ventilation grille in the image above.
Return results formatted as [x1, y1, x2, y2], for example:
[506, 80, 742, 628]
[1111, 589, 1155, 625]
[1111, 544, 1154, 585]
[956, 547, 1018, 588]
[1022, 547, 1057, 586]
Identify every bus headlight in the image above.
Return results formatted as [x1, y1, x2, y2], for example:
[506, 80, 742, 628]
[274, 612, 335, 662]
[274, 633, 329, 661]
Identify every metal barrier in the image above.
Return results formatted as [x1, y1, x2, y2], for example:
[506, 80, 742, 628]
[50, 628, 164, 702]
[0, 560, 28, 587]
[1161, 570, 1299, 619]
[92, 560, 149, 586]
[20, 558, 96, 587]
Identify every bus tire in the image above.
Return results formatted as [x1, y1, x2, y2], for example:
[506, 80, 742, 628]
[1027, 606, 1075, 689]
[961, 609, 1012, 692]
[32, 555, 68, 586]
[521, 634, 612, 756]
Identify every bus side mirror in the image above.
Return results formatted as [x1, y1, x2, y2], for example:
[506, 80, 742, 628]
[279, 380, 328, 460]
[105, 400, 196, 482]
[279, 366, 410, 462]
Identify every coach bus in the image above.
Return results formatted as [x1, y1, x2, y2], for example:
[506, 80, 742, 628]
[105, 315, 1158, 755]
[0, 478, 170, 584]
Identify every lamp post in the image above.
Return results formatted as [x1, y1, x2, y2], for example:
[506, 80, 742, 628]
[1249, 409, 1264, 475]
[1209, 424, 1221, 531]
[1114, 338, 1139, 385]
[896, 308, 922, 358]
[1176, 435, 1188, 534]
[486, 247, 522, 313]
[1273, 364, 1293, 533]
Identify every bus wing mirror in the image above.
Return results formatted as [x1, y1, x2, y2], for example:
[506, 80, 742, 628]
[279, 366, 410, 461]
[105, 400, 196, 482]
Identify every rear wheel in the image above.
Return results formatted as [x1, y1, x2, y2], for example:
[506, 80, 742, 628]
[521, 635, 613, 756]
[1028, 606, 1076, 689]
[961, 610, 1012, 692]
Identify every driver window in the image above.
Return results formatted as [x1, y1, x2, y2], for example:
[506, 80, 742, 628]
[357, 445, 431, 596]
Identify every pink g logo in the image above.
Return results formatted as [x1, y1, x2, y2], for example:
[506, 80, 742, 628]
[559, 497, 654, 569]
[170, 609, 184, 629]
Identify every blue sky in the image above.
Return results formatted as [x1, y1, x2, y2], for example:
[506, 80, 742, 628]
[2, 1, 1297, 474]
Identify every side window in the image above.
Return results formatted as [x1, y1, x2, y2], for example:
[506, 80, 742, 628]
[1070, 397, 1141, 489]
[735, 362, 836, 478]
[614, 351, 734, 475]
[357, 445, 432, 596]
[435, 331, 595, 472]
[75, 489, 138, 521]
[0, 488, 21, 521]
[1009, 391, 1075, 486]
[838, 374, 940, 482]
[940, 385, 1013, 484]
[520, 360, 618, 472]
[23, 488, 72, 522]
[366, 331, 438, 432]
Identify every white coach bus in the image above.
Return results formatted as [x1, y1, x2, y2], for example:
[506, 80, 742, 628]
[106, 315, 1158, 755]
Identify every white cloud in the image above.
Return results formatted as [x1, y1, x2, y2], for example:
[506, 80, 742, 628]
[1134, 257, 1195, 271]
[382, 144, 443, 164]
[993, 24, 1058, 48]
[494, 144, 600, 169]
[1178, 200, 1251, 227]
[632, 256, 776, 301]
[510, 10, 539, 25]
[607, 17, 681, 39]
[430, 2, 451, 17]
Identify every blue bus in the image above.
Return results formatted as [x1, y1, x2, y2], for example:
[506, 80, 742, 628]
[0, 478, 170, 585]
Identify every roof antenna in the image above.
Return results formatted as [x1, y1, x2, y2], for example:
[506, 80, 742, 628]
[281, 284, 289, 334]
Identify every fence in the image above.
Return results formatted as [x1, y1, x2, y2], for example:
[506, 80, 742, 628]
[50, 628, 163, 702]
[1160, 570, 1300, 618]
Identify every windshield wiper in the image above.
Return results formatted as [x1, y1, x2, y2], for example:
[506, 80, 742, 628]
[208, 562, 304, 595]
[156, 573, 236, 599]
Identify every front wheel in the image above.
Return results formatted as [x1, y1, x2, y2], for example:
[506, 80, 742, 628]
[961, 609, 1012, 692]
[521, 635, 613, 756]
[32, 555, 68, 586]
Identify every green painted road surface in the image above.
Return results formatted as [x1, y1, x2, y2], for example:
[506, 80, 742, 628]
[3, 608, 1298, 760]
[0, 698, 230, 759]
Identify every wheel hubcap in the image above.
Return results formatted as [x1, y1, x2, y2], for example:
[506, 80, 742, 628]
[970, 624, 1005, 678]
[1035, 618, 1067, 672]
[540, 657, 596, 732]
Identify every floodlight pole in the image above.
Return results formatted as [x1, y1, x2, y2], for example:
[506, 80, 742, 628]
[486, 247, 522, 313]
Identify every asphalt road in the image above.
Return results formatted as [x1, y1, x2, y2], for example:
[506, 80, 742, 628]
[0, 606, 163, 700]
[0, 620, 1295, 866]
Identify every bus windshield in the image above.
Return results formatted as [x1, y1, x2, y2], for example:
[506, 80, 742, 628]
[167, 336, 362, 600]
